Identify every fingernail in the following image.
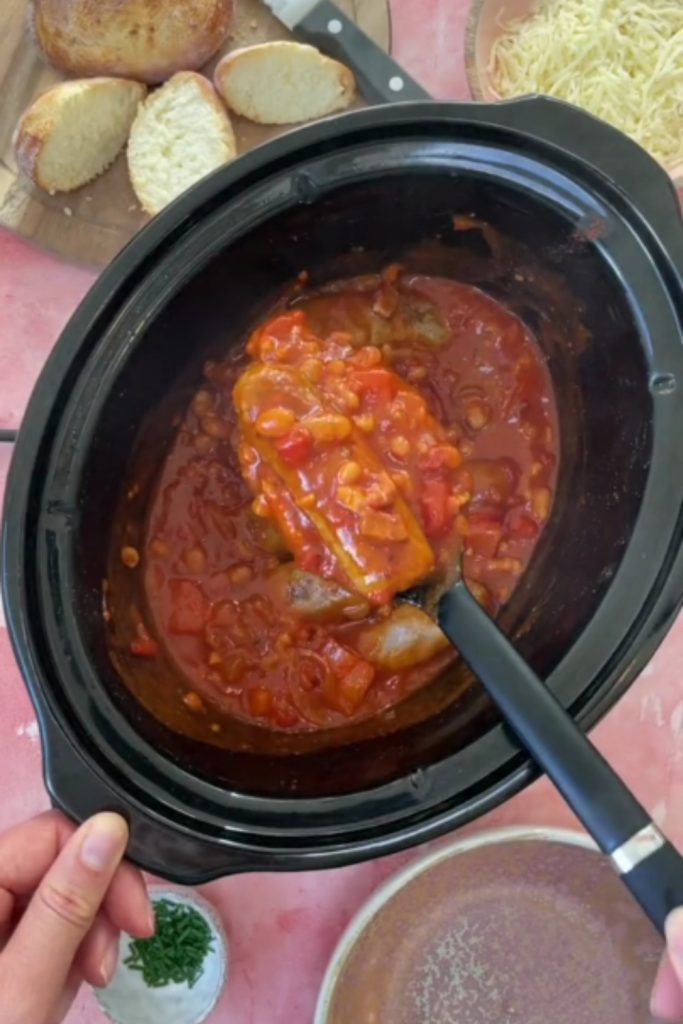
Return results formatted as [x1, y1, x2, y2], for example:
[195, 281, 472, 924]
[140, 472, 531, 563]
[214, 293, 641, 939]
[79, 814, 128, 872]
[146, 904, 156, 936]
[666, 908, 683, 961]
[100, 942, 119, 987]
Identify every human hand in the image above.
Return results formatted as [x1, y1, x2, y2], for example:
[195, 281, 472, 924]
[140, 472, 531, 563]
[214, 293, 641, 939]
[651, 909, 683, 1021]
[0, 810, 153, 1024]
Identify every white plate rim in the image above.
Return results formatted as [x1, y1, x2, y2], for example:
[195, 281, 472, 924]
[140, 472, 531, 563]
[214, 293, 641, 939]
[314, 824, 597, 1024]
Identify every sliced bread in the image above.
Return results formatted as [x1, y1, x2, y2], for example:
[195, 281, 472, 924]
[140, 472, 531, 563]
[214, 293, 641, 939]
[14, 77, 146, 194]
[127, 72, 237, 217]
[214, 41, 356, 125]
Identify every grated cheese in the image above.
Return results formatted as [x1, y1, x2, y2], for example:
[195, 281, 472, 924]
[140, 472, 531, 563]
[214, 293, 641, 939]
[490, 0, 683, 167]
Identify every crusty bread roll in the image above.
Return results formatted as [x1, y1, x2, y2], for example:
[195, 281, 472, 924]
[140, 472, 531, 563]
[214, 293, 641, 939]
[214, 41, 356, 125]
[30, 0, 232, 84]
[14, 77, 146, 194]
[127, 72, 236, 216]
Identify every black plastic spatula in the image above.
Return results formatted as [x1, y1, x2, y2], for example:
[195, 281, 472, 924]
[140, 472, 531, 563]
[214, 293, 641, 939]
[436, 575, 683, 935]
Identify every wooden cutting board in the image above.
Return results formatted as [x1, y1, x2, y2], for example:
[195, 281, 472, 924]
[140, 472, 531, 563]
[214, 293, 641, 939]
[0, 0, 390, 268]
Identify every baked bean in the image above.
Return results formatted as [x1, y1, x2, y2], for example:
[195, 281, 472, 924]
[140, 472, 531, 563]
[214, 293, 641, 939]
[184, 546, 206, 574]
[201, 415, 231, 440]
[183, 691, 206, 714]
[255, 407, 296, 438]
[353, 413, 375, 433]
[121, 546, 140, 569]
[248, 687, 273, 717]
[390, 435, 410, 459]
[300, 358, 323, 383]
[465, 399, 491, 431]
[338, 388, 360, 411]
[338, 461, 363, 485]
[230, 564, 253, 585]
[305, 414, 352, 443]
[352, 346, 382, 369]
[532, 487, 551, 521]
[194, 433, 215, 455]
[407, 365, 428, 383]
[192, 389, 213, 417]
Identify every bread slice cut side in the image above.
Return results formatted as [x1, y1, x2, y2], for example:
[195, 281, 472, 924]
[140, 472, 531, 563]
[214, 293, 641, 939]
[215, 41, 356, 125]
[127, 71, 237, 216]
[14, 77, 147, 194]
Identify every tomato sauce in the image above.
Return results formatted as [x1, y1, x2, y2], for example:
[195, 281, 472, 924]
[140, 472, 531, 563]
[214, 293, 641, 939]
[126, 271, 558, 733]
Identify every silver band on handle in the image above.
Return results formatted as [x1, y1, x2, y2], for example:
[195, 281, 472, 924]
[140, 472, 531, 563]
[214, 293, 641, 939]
[610, 823, 666, 875]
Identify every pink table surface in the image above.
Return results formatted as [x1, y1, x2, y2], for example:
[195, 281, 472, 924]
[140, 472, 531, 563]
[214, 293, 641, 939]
[1, 1, 682, 1021]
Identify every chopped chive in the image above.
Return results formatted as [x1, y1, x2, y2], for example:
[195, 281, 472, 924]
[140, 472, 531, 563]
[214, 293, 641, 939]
[124, 898, 215, 989]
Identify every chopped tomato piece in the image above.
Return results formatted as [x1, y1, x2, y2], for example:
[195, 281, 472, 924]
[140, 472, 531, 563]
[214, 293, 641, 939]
[420, 479, 452, 538]
[274, 426, 314, 467]
[130, 635, 158, 657]
[466, 512, 504, 558]
[168, 579, 208, 635]
[420, 443, 462, 471]
[511, 514, 539, 540]
[352, 368, 399, 406]
[336, 666, 376, 715]
[271, 694, 299, 728]
[321, 638, 375, 715]
[461, 459, 518, 505]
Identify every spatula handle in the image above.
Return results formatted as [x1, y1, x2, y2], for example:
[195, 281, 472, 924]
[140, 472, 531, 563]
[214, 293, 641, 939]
[439, 579, 683, 932]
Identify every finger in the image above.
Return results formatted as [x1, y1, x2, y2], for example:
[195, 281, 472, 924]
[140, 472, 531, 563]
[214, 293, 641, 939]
[0, 809, 151, 940]
[0, 888, 16, 948]
[654, 909, 683, 1021]
[0, 813, 128, 1024]
[651, 951, 683, 1021]
[49, 966, 82, 1024]
[0, 811, 76, 894]
[75, 911, 120, 989]
[104, 861, 154, 938]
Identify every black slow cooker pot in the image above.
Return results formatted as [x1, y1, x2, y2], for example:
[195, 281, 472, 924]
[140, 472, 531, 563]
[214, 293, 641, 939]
[4, 98, 683, 883]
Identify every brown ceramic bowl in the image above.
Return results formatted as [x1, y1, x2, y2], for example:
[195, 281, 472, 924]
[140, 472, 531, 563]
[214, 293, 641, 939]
[465, 0, 683, 198]
[315, 826, 663, 1024]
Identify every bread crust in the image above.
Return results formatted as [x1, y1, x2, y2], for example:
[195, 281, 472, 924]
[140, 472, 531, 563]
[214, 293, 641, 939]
[127, 71, 236, 215]
[30, 0, 232, 84]
[14, 77, 146, 192]
[214, 41, 356, 124]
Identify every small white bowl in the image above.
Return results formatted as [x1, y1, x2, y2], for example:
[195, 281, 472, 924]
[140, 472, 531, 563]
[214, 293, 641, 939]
[95, 888, 228, 1024]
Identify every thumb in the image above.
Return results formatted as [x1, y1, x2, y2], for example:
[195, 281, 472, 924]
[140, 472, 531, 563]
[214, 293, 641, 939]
[0, 813, 129, 1024]
[666, 908, 683, 979]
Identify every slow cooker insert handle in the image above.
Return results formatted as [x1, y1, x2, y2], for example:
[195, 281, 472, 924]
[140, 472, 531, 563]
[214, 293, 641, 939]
[469, 95, 683, 244]
[40, 713, 254, 884]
